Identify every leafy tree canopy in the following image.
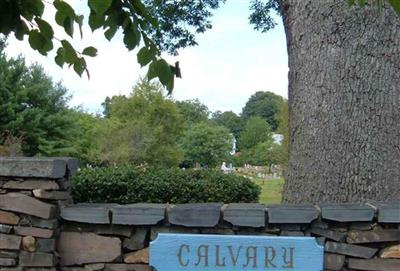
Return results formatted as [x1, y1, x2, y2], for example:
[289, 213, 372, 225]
[0, 38, 77, 156]
[211, 110, 243, 139]
[0, 0, 229, 92]
[239, 116, 272, 150]
[242, 91, 284, 131]
[175, 99, 210, 127]
[0, 0, 397, 93]
[0, 0, 398, 93]
[68, 108, 102, 165]
[93, 79, 184, 166]
[249, 0, 399, 33]
[142, 0, 226, 55]
[180, 122, 232, 167]
[248, 0, 281, 33]
[241, 141, 285, 167]
[101, 96, 113, 118]
[238, 115, 285, 167]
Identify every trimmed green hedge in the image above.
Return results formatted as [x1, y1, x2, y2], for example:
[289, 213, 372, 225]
[71, 166, 260, 204]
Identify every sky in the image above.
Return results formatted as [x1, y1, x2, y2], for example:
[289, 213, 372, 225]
[5, 0, 288, 115]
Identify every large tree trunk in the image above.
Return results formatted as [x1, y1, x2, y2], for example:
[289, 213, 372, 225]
[281, 0, 400, 203]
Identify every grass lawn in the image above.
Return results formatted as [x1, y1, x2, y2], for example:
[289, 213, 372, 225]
[253, 178, 285, 204]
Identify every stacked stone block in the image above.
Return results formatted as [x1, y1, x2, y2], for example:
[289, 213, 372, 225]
[0, 157, 77, 271]
[59, 202, 399, 271]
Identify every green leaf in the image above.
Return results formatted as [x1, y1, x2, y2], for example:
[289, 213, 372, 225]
[85, 69, 90, 79]
[21, 0, 45, 19]
[137, 46, 156, 67]
[75, 15, 84, 38]
[73, 57, 86, 77]
[165, 75, 174, 93]
[54, 0, 75, 17]
[155, 59, 174, 92]
[55, 47, 65, 67]
[35, 18, 54, 40]
[43, 38, 53, 54]
[88, 0, 113, 16]
[156, 59, 173, 84]
[172, 61, 181, 78]
[104, 25, 117, 41]
[123, 24, 141, 50]
[61, 40, 77, 63]
[28, 30, 53, 55]
[122, 17, 131, 31]
[104, 11, 118, 27]
[138, 19, 149, 31]
[75, 14, 84, 25]
[131, 0, 148, 16]
[142, 33, 154, 47]
[388, 0, 400, 14]
[132, 0, 158, 28]
[63, 16, 74, 37]
[55, 11, 67, 26]
[347, 0, 356, 6]
[28, 30, 46, 53]
[147, 60, 158, 80]
[82, 46, 97, 57]
[358, 0, 366, 7]
[14, 21, 29, 40]
[89, 11, 105, 31]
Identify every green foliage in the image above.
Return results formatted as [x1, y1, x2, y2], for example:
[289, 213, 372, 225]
[92, 119, 183, 167]
[250, 0, 399, 34]
[142, 0, 227, 55]
[101, 97, 112, 118]
[0, 41, 78, 156]
[239, 116, 272, 150]
[243, 141, 273, 166]
[93, 79, 184, 166]
[180, 122, 232, 167]
[71, 166, 261, 204]
[238, 116, 287, 167]
[248, 0, 281, 33]
[388, 0, 400, 14]
[0, 0, 159, 87]
[67, 109, 102, 165]
[242, 91, 284, 131]
[225, 154, 244, 168]
[0, 0, 230, 92]
[211, 110, 243, 139]
[175, 99, 210, 127]
[0, 0, 398, 91]
[348, 0, 400, 14]
[241, 141, 285, 166]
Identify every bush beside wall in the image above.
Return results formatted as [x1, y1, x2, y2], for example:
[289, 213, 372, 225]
[71, 166, 261, 204]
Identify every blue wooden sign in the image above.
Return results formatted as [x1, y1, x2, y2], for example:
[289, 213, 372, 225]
[150, 233, 324, 271]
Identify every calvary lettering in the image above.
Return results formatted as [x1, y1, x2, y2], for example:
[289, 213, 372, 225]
[177, 244, 295, 269]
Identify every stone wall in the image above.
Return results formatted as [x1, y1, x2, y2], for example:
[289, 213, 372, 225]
[58, 202, 400, 271]
[0, 157, 78, 271]
[0, 157, 399, 271]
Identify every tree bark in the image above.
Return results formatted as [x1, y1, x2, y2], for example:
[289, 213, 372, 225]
[281, 0, 400, 203]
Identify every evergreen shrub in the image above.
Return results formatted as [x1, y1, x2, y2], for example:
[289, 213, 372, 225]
[71, 166, 260, 204]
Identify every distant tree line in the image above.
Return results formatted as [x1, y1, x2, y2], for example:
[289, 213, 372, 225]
[0, 37, 288, 169]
